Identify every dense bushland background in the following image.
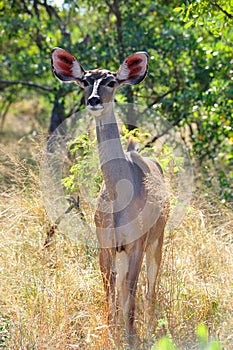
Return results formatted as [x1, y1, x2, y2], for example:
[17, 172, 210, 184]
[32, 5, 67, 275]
[0, 1, 232, 349]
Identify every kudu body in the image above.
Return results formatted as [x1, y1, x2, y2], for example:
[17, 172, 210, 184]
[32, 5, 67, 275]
[51, 48, 168, 339]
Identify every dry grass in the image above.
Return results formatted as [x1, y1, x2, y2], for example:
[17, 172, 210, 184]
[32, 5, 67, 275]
[0, 122, 232, 349]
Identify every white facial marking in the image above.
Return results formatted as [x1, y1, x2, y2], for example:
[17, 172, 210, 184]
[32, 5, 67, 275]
[86, 73, 116, 117]
[88, 78, 102, 100]
[87, 78, 105, 116]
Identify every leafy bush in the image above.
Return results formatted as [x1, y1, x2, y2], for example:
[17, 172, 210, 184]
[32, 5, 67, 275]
[152, 324, 222, 350]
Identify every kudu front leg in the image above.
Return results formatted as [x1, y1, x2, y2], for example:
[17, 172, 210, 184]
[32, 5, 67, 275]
[99, 248, 117, 324]
[146, 230, 164, 327]
[116, 240, 145, 339]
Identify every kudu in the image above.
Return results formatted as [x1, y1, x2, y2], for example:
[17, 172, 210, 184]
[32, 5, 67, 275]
[51, 48, 169, 340]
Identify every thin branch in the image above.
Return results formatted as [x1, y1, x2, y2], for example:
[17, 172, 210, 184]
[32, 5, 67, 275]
[0, 100, 12, 130]
[142, 53, 180, 113]
[33, 0, 40, 20]
[142, 86, 179, 114]
[65, 95, 85, 119]
[105, 0, 115, 14]
[210, 1, 233, 19]
[21, 0, 34, 17]
[39, 0, 71, 45]
[43, 195, 86, 248]
[105, 0, 124, 62]
[0, 80, 56, 92]
[141, 116, 184, 150]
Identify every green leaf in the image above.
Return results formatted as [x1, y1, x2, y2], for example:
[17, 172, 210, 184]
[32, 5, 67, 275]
[206, 341, 222, 350]
[184, 20, 194, 28]
[152, 336, 177, 350]
[196, 324, 208, 348]
[173, 7, 184, 13]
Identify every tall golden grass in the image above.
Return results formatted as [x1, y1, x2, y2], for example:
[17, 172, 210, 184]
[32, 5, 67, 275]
[0, 126, 232, 349]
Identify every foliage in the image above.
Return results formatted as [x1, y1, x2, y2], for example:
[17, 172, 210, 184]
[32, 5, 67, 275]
[152, 323, 222, 349]
[0, 0, 232, 203]
[1, 3, 233, 347]
[61, 126, 186, 211]
[0, 315, 10, 347]
[1, 135, 232, 348]
[62, 133, 102, 197]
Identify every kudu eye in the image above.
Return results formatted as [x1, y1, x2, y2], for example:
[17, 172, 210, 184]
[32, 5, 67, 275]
[83, 80, 90, 87]
[107, 81, 116, 88]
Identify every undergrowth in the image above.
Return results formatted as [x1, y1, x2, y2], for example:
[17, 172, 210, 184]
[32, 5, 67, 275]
[0, 132, 232, 349]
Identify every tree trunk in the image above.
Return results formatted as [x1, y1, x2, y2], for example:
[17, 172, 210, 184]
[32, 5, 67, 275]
[49, 89, 66, 134]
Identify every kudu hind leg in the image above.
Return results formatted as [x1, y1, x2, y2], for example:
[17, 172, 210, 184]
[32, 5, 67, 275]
[99, 248, 116, 324]
[117, 241, 145, 337]
[146, 232, 164, 324]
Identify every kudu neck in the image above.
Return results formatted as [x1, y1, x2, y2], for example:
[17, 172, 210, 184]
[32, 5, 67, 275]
[95, 104, 132, 200]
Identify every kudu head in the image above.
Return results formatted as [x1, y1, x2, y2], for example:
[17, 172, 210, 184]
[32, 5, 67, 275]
[51, 48, 148, 117]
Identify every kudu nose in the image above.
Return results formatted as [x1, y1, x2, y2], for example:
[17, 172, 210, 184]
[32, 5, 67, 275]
[88, 96, 101, 106]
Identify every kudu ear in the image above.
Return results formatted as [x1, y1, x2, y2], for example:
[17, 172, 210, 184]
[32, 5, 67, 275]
[116, 52, 148, 86]
[51, 47, 85, 85]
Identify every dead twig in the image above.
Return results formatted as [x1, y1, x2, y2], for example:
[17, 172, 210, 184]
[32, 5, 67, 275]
[43, 195, 86, 248]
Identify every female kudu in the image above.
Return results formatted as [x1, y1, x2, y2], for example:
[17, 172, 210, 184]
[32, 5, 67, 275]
[51, 48, 168, 341]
